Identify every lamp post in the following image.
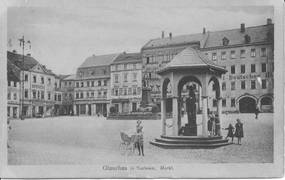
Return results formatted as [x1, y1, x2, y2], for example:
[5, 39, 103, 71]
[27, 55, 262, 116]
[19, 36, 31, 120]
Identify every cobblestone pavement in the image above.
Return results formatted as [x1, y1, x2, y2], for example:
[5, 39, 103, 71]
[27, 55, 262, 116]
[8, 113, 273, 165]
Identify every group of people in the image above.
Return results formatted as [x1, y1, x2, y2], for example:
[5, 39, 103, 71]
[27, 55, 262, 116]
[207, 113, 220, 136]
[224, 119, 244, 145]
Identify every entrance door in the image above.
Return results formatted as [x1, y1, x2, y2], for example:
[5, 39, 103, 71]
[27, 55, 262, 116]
[239, 97, 256, 113]
[88, 104, 91, 115]
[39, 106, 44, 115]
[132, 102, 137, 112]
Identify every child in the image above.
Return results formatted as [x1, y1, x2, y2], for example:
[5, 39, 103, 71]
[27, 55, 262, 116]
[224, 123, 235, 143]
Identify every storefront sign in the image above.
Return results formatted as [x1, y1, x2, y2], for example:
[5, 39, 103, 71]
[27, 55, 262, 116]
[32, 84, 45, 89]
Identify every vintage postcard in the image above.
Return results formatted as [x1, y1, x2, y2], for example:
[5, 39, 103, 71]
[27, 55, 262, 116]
[0, 0, 283, 178]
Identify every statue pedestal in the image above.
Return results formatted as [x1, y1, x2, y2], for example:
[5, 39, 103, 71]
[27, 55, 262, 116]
[183, 123, 197, 136]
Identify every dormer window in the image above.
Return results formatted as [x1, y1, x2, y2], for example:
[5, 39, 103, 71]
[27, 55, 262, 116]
[244, 34, 251, 44]
[222, 37, 229, 46]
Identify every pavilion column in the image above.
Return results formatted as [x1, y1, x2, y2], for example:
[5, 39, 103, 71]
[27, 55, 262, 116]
[161, 98, 166, 136]
[217, 97, 222, 136]
[202, 96, 208, 137]
[172, 97, 178, 136]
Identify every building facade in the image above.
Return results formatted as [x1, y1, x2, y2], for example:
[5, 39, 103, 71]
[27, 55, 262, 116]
[141, 19, 274, 112]
[73, 53, 120, 116]
[61, 74, 76, 115]
[110, 52, 142, 113]
[7, 51, 63, 118]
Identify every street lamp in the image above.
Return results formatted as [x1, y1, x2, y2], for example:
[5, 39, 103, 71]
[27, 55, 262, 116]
[19, 36, 31, 120]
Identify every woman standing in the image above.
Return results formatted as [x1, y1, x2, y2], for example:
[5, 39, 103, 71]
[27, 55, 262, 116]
[224, 123, 235, 143]
[136, 120, 144, 156]
[234, 119, 244, 145]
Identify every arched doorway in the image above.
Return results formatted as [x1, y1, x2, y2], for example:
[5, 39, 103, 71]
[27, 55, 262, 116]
[260, 96, 273, 112]
[239, 97, 256, 113]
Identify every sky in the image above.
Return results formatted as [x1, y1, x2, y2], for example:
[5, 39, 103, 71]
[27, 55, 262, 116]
[7, 0, 274, 75]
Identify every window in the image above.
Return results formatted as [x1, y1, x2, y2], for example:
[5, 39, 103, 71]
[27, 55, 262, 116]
[81, 82, 84, 87]
[222, 82, 226, 91]
[148, 72, 152, 79]
[76, 93, 79, 99]
[128, 87, 132, 95]
[251, 80, 256, 89]
[14, 81, 17, 87]
[212, 53, 217, 61]
[124, 73, 128, 82]
[124, 88, 127, 95]
[241, 81, 246, 89]
[13, 93, 17, 100]
[103, 91, 107, 97]
[146, 57, 150, 64]
[41, 77, 44, 84]
[231, 82, 235, 90]
[261, 63, 267, 72]
[25, 74, 28, 81]
[251, 64, 256, 73]
[250, 49, 256, 57]
[240, 49, 245, 58]
[41, 91, 44, 99]
[104, 80, 107, 86]
[55, 82, 57, 88]
[33, 75, 36, 83]
[240, 64, 245, 74]
[124, 64, 127, 70]
[231, 98, 235, 107]
[25, 89, 28, 98]
[133, 73, 137, 81]
[133, 87, 137, 95]
[133, 63, 136, 69]
[65, 82, 67, 86]
[91, 92, 94, 97]
[54, 94, 57, 101]
[87, 81, 90, 87]
[86, 92, 89, 98]
[231, 65, 235, 74]
[98, 91, 102, 97]
[262, 79, 267, 89]
[37, 90, 40, 99]
[103, 69, 106, 75]
[7, 93, 11, 100]
[115, 89, 118, 96]
[58, 94, 61, 101]
[221, 51, 226, 60]
[76, 82, 79, 87]
[91, 81, 94, 87]
[261, 48, 267, 57]
[48, 78, 51, 85]
[213, 99, 217, 107]
[230, 50, 235, 59]
[98, 81, 101, 86]
[80, 92, 83, 98]
[69, 82, 71, 86]
[8, 81, 11, 86]
[32, 90, 36, 99]
[113, 75, 118, 83]
[222, 99, 226, 107]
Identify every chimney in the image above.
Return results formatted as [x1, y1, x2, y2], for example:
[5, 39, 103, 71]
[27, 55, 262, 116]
[161, 31, 165, 38]
[26, 53, 31, 56]
[169, 32, 172, 39]
[12, 50, 17, 53]
[267, 18, 272, 25]
[240, 23, 245, 33]
[203, 27, 206, 34]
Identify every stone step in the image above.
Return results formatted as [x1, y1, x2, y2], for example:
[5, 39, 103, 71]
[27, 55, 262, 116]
[150, 141, 230, 149]
[161, 135, 223, 140]
[155, 138, 228, 144]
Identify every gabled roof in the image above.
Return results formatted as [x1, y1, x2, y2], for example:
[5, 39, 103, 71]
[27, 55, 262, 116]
[7, 59, 21, 82]
[7, 51, 55, 75]
[79, 53, 121, 68]
[205, 24, 273, 48]
[111, 52, 142, 65]
[158, 47, 227, 74]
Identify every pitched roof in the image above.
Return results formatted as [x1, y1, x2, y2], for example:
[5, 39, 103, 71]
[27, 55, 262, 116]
[142, 24, 273, 50]
[112, 52, 142, 64]
[7, 59, 21, 82]
[204, 24, 273, 48]
[63, 74, 76, 80]
[79, 53, 120, 68]
[142, 33, 206, 49]
[7, 51, 55, 75]
[158, 47, 226, 74]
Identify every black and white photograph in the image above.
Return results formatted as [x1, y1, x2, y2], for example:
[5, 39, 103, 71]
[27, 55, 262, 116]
[0, 0, 283, 178]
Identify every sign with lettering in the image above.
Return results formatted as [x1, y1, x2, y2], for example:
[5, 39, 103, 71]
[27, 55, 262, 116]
[32, 84, 45, 89]
[226, 73, 273, 81]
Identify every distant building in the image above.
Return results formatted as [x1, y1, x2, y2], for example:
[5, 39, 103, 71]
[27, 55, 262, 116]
[61, 74, 76, 115]
[73, 53, 120, 116]
[110, 52, 142, 113]
[7, 51, 63, 118]
[141, 19, 274, 113]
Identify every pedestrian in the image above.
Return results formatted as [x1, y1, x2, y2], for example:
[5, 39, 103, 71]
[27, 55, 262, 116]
[254, 105, 260, 119]
[136, 120, 144, 156]
[214, 114, 220, 136]
[234, 119, 244, 145]
[207, 118, 212, 136]
[7, 119, 12, 148]
[224, 123, 235, 143]
[210, 113, 216, 136]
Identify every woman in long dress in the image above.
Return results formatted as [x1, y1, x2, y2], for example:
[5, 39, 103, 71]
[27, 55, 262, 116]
[136, 120, 144, 156]
[234, 119, 244, 145]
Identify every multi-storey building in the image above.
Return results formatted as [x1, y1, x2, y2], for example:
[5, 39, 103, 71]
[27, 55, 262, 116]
[110, 52, 142, 113]
[61, 74, 76, 115]
[7, 51, 63, 118]
[7, 59, 21, 119]
[141, 19, 274, 112]
[73, 53, 120, 116]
